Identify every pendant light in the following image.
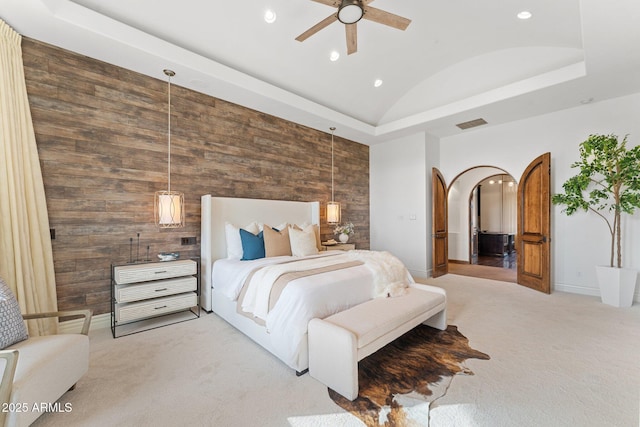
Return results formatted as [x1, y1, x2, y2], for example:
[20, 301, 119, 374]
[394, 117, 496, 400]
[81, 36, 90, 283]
[327, 127, 341, 224]
[155, 69, 185, 228]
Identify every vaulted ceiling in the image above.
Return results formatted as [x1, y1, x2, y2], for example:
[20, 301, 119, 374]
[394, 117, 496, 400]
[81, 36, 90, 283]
[2, 0, 640, 144]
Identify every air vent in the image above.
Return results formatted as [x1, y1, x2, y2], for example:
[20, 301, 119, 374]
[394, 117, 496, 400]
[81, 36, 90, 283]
[456, 118, 488, 130]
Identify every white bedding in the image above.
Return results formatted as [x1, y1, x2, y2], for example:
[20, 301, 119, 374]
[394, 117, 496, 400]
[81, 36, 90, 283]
[211, 250, 415, 369]
[242, 252, 354, 320]
[213, 255, 293, 300]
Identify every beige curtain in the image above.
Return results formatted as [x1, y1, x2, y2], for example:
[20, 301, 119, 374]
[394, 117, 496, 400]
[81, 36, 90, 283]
[0, 19, 58, 335]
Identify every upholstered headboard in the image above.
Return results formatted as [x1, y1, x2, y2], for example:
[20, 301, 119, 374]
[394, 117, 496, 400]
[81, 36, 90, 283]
[200, 195, 320, 311]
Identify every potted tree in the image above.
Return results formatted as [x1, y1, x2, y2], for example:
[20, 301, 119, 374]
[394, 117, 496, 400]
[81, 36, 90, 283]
[552, 133, 640, 307]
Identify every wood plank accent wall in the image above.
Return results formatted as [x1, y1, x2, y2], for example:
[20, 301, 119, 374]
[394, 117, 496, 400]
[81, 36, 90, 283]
[21, 38, 369, 316]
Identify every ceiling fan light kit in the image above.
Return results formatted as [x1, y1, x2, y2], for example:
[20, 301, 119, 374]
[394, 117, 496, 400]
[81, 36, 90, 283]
[297, 0, 411, 55]
[337, 0, 364, 24]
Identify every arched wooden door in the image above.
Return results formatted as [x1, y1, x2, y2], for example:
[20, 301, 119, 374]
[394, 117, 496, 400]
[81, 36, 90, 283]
[432, 168, 448, 278]
[517, 152, 551, 293]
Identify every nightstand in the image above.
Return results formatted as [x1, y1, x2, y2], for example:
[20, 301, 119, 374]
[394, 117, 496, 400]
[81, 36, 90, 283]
[322, 243, 355, 251]
[111, 258, 200, 338]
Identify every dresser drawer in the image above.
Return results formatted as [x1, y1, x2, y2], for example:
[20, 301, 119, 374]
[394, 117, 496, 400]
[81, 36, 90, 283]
[115, 293, 198, 324]
[115, 277, 197, 303]
[113, 260, 197, 284]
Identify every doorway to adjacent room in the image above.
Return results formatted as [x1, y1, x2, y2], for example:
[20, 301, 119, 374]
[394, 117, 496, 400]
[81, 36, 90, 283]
[432, 153, 551, 294]
[448, 168, 517, 282]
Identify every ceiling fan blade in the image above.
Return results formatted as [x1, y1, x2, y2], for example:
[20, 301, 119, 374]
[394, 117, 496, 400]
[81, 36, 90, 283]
[311, 0, 340, 6]
[296, 14, 339, 42]
[346, 23, 357, 55]
[363, 6, 411, 30]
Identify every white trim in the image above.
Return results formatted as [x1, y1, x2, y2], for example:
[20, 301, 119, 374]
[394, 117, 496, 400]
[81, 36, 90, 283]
[554, 282, 640, 302]
[553, 283, 600, 297]
[59, 313, 110, 334]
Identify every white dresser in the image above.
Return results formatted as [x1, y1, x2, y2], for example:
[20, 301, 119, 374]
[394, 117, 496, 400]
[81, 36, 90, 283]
[111, 259, 200, 338]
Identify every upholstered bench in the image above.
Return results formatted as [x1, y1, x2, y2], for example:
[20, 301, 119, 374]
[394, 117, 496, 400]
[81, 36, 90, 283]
[308, 283, 446, 401]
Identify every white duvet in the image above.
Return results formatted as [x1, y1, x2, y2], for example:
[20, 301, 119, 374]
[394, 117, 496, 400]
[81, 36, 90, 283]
[241, 253, 355, 320]
[211, 250, 414, 368]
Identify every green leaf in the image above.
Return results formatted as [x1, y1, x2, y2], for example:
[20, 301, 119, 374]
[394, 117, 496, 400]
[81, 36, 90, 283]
[552, 133, 640, 267]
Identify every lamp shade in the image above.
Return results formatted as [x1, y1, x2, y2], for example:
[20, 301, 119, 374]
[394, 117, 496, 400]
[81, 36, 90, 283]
[327, 201, 341, 225]
[155, 191, 184, 228]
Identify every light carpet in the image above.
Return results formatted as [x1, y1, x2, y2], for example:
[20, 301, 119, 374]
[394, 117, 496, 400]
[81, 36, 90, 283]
[31, 274, 640, 427]
[329, 324, 490, 426]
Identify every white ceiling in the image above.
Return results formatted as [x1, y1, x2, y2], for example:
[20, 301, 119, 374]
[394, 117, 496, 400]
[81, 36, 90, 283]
[2, 0, 640, 145]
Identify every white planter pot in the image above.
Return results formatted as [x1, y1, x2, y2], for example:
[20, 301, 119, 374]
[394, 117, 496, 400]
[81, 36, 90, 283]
[339, 233, 349, 243]
[595, 266, 638, 307]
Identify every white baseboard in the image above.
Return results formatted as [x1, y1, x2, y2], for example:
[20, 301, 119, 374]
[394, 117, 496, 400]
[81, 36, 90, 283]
[553, 283, 600, 297]
[59, 313, 111, 334]
[554, 282, 640, 302]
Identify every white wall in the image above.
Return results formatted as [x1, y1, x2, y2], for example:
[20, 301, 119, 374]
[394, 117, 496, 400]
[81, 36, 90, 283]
[447, 179, 465, 261]
[478, 178, 517, 233]
[480, 181, 503, 231]
[370, 133, 438, 278]
[370, 91, 640, 300]
[440, 92, 640, 299]
[447, 167, 505, 261]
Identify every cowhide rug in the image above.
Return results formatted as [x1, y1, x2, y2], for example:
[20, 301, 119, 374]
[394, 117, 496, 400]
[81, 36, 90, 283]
[329, 324, 489, 426]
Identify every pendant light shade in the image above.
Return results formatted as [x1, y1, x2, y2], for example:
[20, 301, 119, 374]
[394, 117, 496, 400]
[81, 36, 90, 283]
[327, 201, 341, 224]
[327, 127, 341, 225]
[155, 69, 185, 228]
[155, 192, 184, 227]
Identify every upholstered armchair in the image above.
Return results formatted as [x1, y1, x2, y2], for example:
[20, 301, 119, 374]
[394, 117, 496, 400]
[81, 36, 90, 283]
[1, 278, 92, 427]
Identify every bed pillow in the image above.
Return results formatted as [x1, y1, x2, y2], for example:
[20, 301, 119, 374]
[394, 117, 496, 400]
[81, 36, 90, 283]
[294, 223, 322, 251]
[225, 221, 260, 259]
[0, 277, 28, 349]
[263, 225, 292, 257]
[289, 226, 319, 257]
[240, 229, 265, 260]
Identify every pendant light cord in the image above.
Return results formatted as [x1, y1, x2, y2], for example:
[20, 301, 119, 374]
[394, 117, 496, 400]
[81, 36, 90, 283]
[164, 69, 175, 193]
[167, 72, 172, 193]
[330, 127, 336, 201]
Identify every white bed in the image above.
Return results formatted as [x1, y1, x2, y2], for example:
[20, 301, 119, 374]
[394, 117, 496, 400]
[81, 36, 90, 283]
[200, 195, 415, 374]
[201, 195, 325, 373]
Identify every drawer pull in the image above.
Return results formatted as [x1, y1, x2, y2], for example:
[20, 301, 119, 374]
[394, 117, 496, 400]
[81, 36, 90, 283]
[155, 288, 168, 292]
[154, 270, 167, 274]
[154, 305, 168, 310]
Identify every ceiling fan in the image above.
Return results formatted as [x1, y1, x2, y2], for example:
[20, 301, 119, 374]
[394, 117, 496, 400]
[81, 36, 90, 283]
[296, 0, 411, 55]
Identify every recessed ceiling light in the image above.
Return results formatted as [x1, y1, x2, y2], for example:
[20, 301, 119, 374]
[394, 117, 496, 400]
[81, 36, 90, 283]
[329, 51, 340, 62]
[264, 9, 277, 23]
[374, 79, 383, 88]
[517, 10, 532, 20]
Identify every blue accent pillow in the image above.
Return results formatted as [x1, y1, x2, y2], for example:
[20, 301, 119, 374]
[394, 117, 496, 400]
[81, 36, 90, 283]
[240, 229, 265, 260]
